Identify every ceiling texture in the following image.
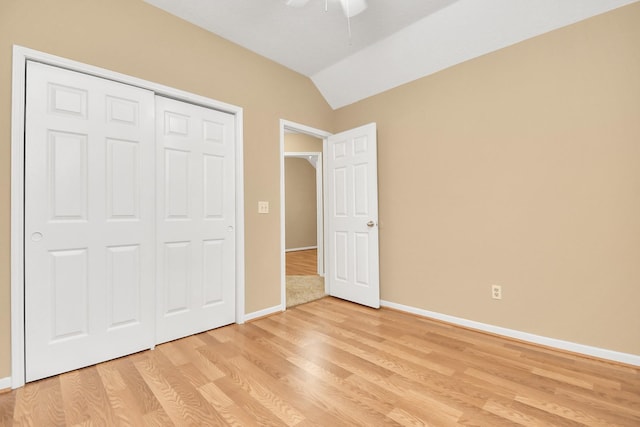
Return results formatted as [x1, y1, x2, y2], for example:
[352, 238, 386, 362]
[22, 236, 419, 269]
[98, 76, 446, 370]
[144, 0, 638, 109]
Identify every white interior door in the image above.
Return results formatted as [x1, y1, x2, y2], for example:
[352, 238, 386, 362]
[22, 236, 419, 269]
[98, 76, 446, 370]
[326, 123, 380, 308]
[24, 61, 156, 381]
[156, 96, 236, 344]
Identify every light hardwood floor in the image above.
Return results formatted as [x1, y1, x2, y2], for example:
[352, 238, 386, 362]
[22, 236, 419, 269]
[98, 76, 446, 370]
[286, 249, 317, 276]
[1, 297, 639, 426]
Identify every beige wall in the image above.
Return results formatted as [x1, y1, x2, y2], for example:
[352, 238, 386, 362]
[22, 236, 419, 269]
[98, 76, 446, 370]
[284, 132, 324, 153]
[0, 0, 334, 378]
[1, 0, 639, 381]
[335, 3, 640, 355]
[285, 158, 317, 250]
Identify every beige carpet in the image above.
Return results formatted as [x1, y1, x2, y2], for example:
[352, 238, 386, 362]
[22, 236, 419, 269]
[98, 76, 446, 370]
[286, 275, 326, 308]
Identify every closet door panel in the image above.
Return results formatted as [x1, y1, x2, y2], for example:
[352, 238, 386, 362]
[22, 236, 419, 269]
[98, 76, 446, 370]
[24, 61, 156, 382]
[156, 96, 236, 344]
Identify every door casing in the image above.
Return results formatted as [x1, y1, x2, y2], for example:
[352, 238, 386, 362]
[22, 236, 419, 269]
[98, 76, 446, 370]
[10, 45, 246, 389]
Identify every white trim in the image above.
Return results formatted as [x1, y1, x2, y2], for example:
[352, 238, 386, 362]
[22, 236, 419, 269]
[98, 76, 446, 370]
[279, 123, 286, 312]
[322, 138, 329, 294]
[285, 246, 318, 253]
[243, 305, 283, 322]
[381, 300, 640, 367]
[284, 151, 322, 158]
[10, 45, 246, 388]
[10, 46, 27, 390]
[234, 110, 246, 325]
[282, 120, 333, 140]
[279, 120, 332, 311]
[314, 155, 323, 276]
[0, 377, 11, 391]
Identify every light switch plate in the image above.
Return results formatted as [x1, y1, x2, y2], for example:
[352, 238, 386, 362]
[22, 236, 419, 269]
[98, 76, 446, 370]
[258, 201, 269, 214]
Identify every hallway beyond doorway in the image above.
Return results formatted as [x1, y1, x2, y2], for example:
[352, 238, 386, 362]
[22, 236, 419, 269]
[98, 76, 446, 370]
[286, 249, 318, 275]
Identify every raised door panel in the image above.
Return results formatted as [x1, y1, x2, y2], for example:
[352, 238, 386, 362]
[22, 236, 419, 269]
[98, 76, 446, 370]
[354, 232, 370, 286]
[164, 149, 191, 219]
[204, 154, 225, 219]
[334, 231, 349, 282]
[353, 163, 369, 217]
[203, 239, 225, 306]
[106, 96, 139, 126]
[163, 242, 191, 315]
[106, 245, 142, 329]
[333, 167, 349, 217]
[48, 84, 88, 118]
[49, 249, 89, 341]
[107, 139, 140, 220]
[49, 131, 88, 221]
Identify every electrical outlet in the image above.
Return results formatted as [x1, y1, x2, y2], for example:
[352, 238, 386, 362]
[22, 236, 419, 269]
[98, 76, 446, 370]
[258, 201, 269, 214]
[491, 285, 502, 300]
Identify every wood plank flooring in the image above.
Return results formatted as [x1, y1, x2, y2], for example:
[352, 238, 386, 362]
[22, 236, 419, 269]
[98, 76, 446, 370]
[2, 297, 639, 426]
[286, 249, 317, 276]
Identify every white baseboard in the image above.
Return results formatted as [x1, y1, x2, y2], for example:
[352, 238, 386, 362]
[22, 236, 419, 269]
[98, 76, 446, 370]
[381, 300, 640, 367]
[244, 304, 283, 322]
[0, 376, 11, 391]
[285, 246, 317, 252]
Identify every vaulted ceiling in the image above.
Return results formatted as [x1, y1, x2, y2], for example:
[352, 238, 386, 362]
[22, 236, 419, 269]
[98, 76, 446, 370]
[144, 0, 638, 109]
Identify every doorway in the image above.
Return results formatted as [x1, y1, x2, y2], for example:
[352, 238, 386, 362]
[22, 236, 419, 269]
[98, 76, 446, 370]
[280, 121, 331, 309]
[284, 151, 323, 307]
[279, 121, 381, 309]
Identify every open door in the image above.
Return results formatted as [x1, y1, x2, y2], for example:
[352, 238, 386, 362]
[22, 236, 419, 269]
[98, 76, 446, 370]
[326, 123, 379, 308]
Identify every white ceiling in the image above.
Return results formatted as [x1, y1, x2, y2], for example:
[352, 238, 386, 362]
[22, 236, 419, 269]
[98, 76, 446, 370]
[144, 0, 638, 109]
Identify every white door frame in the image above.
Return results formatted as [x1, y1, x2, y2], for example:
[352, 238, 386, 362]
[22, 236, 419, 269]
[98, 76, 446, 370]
[283, 151, 323, 274]
[279, 120, 332, 310]
[10, 45, 246, 389]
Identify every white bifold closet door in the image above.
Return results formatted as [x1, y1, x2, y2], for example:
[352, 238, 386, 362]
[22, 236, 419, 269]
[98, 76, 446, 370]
[155, 96, 236, 344]
[24, 61, 156, 382]
[24, 62, 237, 382]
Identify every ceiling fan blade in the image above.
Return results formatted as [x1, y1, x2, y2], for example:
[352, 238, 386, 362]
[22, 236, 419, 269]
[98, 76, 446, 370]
[339, 0, 367, 17]
[285, 0, 312, 7]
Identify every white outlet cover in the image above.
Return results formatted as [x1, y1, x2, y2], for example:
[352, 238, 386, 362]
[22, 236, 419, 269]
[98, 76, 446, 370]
[492, 285, 502, 299]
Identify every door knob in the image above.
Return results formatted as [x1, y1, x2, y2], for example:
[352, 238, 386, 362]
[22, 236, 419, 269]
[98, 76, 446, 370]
[366, 221, 375, 228]
[31, 232, 43, 241]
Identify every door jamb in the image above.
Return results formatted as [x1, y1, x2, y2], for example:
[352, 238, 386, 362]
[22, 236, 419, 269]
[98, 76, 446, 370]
[279, 120, 332, 311]
[10, 45, 246, 389]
